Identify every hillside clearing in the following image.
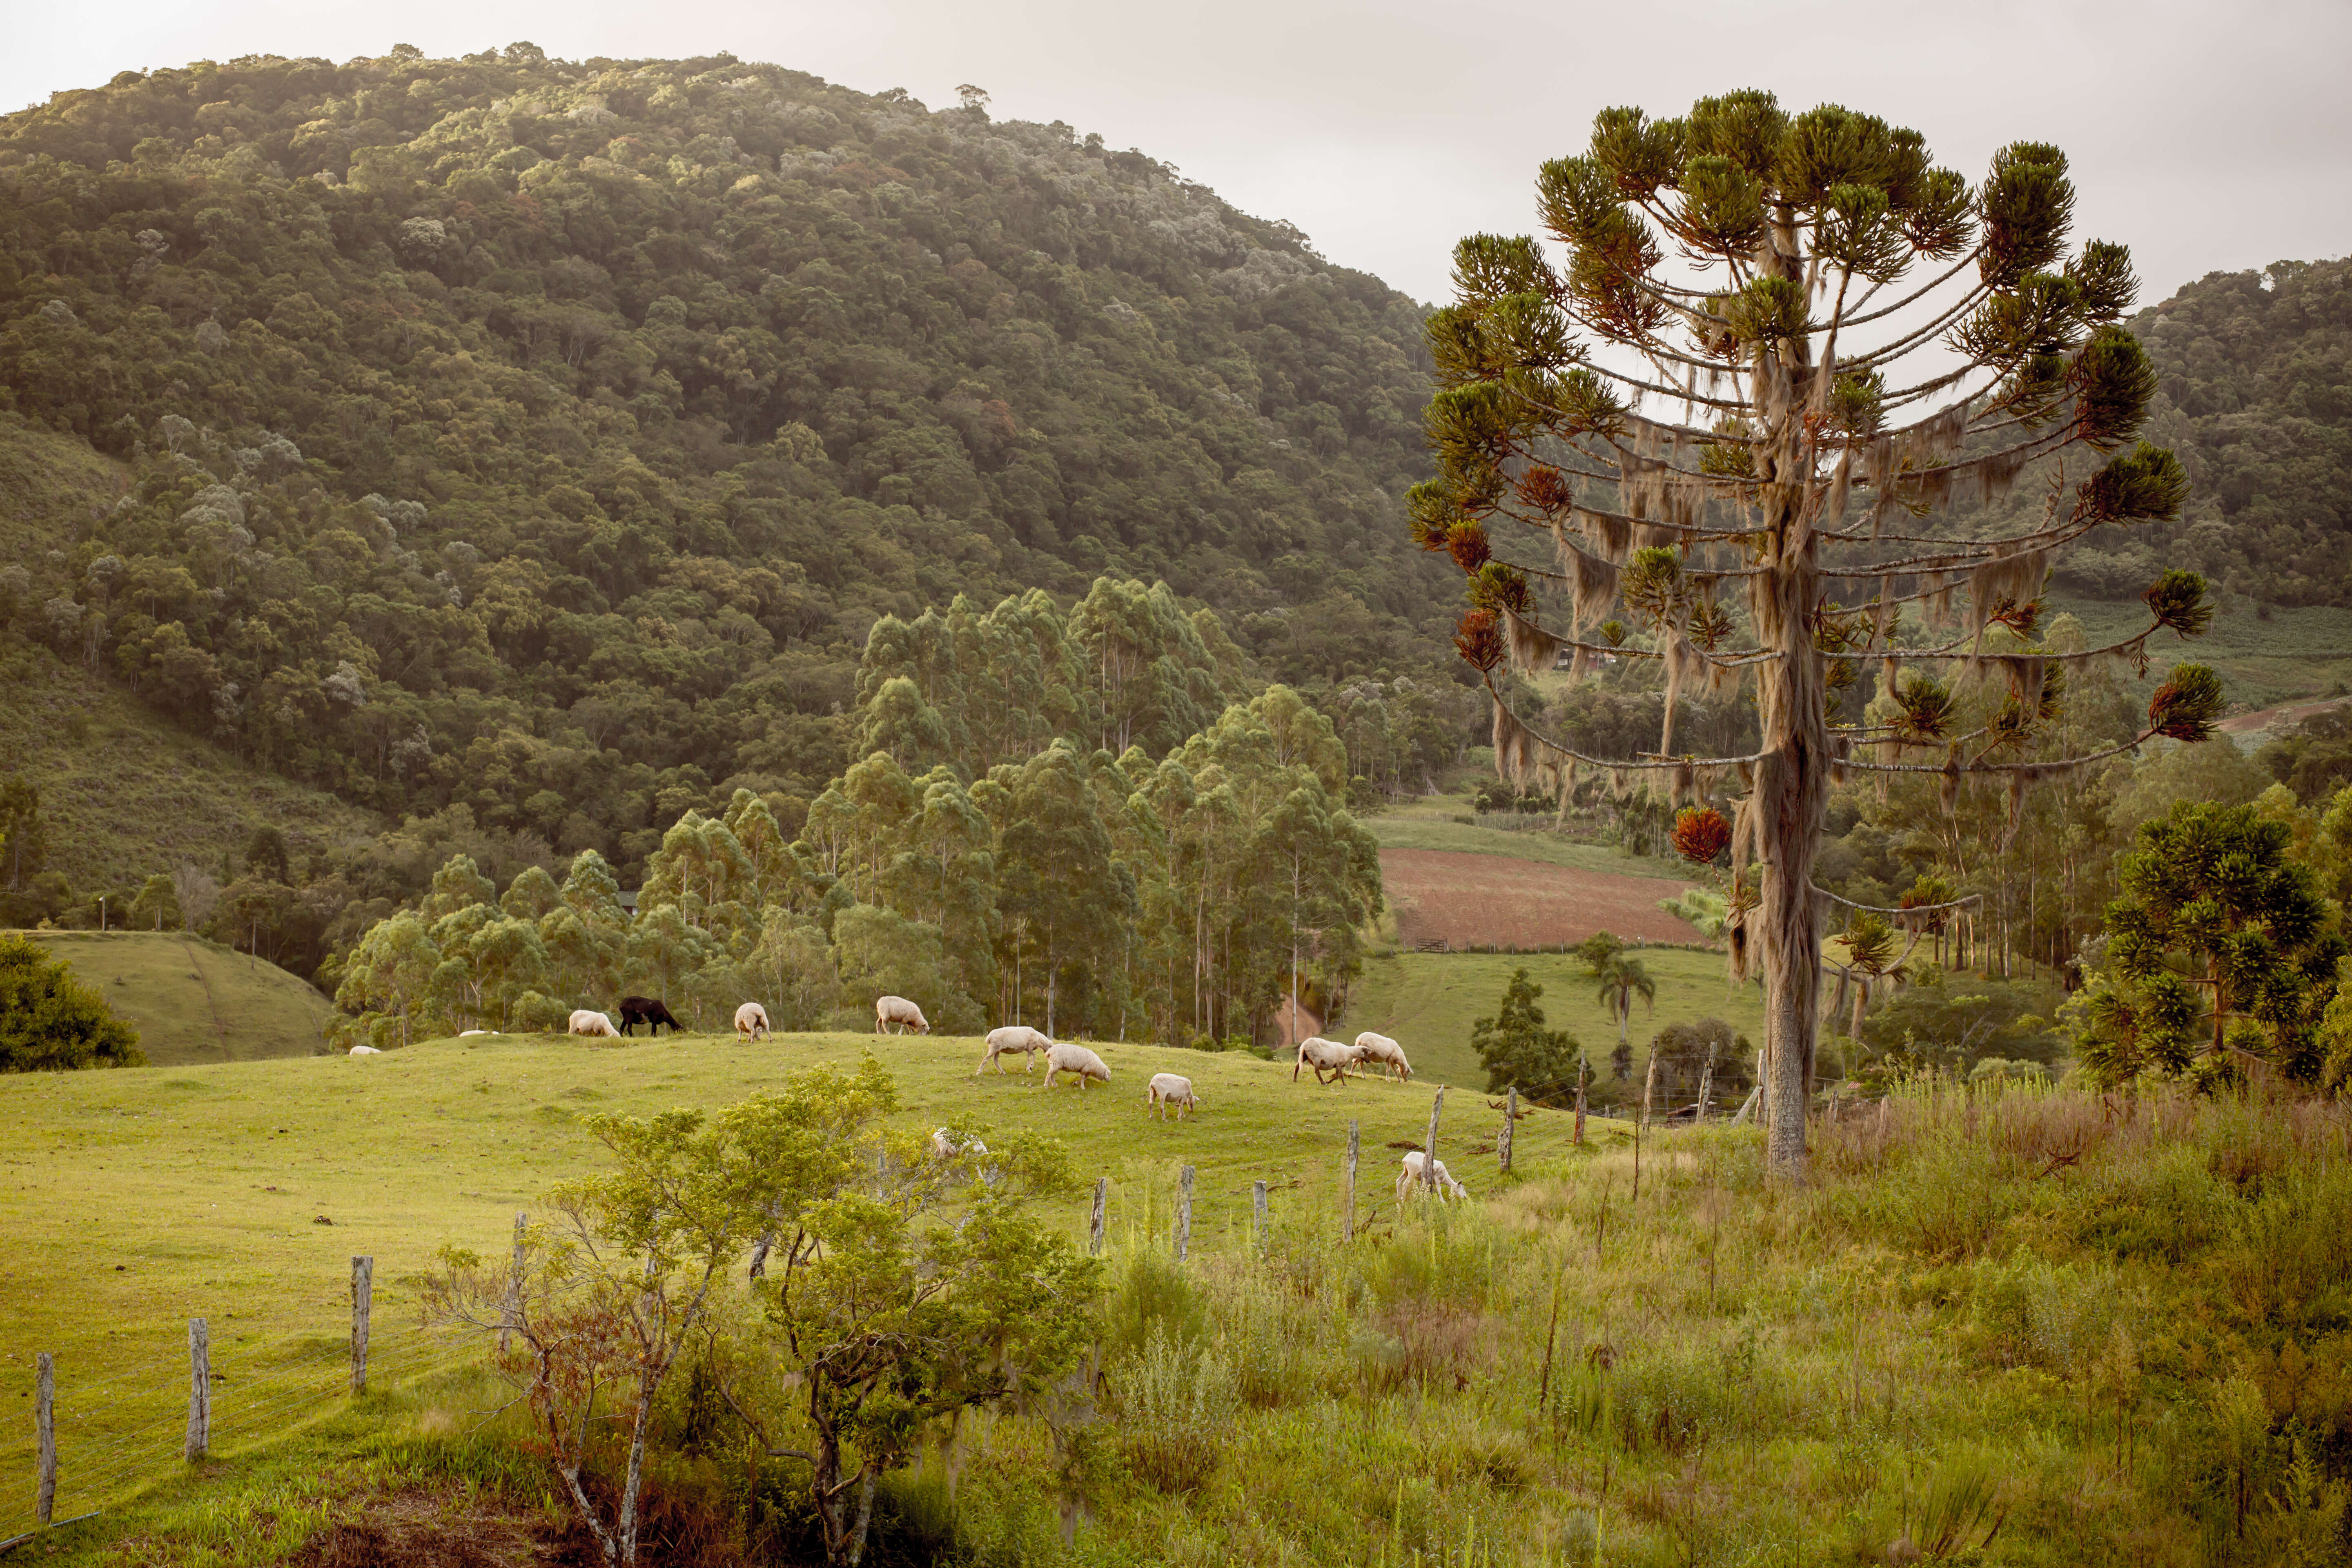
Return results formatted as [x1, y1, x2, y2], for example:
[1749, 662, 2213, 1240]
[27, 930, 332, 1065]
[1381, 846, 1703, 952]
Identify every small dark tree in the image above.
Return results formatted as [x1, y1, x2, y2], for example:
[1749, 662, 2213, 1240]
[2080, 801, 2340, 1085]
[1413, 94, 2216, 1174]
[0, 778, 45, 890]
[1471, 967, 1582, 1098]
[0, 933, 143, 1070]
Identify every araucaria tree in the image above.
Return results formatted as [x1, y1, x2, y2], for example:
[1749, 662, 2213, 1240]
[1413, 93, 2220, 1176]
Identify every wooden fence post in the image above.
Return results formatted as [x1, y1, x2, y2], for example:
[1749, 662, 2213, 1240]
[500, 1212, 527, 1353]
[1174, 1166, 1194, 1262]
[1500, 1086, 1517, 1174]
[184, 1319, 209, 1462]
[1252, 1179, 1267, 1248]
[35, 1352, 54, 1528]
[1422, 1085, 1446, 1191]
[351, 1256, 373, 1395]
[1088, 1177, 1106, 1257]
[1344, 1121, 1359, 1237]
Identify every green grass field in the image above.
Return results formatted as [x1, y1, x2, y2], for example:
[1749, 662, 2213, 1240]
[2060, 594, 2352, 713]
[0, 1027, 1615, 1537]
[1365, 793, 1686, 880]
[1332, 948, 1757, 1089]
[29, 931, 332, 1066]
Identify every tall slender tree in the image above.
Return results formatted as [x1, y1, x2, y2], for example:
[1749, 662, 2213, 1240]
[1413, 93, 2220, 1174]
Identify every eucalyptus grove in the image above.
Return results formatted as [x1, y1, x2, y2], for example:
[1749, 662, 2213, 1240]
[1413, 92, 2221, 1175]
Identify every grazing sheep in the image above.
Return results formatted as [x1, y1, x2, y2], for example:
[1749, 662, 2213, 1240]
[568, 1009, 620, 1038]
[929, 1128, 990, 1160]
[618, 996, 684, 1036]
[1145, 1072, 1199, 1120]
[1041, 1040, 1111, 1090]
[977, 1025, 1052, 1075]
[1293, 1035, 1365, 1085]
[1352, 1031, 1412, 1081]
[874, 995, 931, 1035]
[734, 1002, 771, 1042]
[458, 1029, 490, 1038]
[349, 1045, 382, 1056]
[1395, 1150, 1468, 1203]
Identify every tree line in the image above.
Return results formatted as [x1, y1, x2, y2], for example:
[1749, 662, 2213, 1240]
[332, 584, 1383, 1048]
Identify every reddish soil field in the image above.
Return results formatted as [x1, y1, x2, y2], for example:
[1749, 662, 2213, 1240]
[1382, 849, 1703, 949]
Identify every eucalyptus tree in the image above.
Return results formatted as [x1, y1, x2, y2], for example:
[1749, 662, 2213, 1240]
[1414, 92, 2220, 1174]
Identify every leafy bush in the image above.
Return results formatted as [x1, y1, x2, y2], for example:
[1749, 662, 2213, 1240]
[0, 933, 142, 1069]
[1111, 1330, 1238, 1493]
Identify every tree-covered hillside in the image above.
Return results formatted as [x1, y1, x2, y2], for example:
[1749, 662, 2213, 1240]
[2048, 258, 2351, 605]
[0, 46, 1450, 889]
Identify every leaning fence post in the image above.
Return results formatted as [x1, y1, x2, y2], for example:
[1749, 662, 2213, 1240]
[501, 1212, 526, 1354]
[35, 1352, 54, 1528]
[1501, 1085, 1517, 1174]
[351, 1256, 373, 1395]
[1252, 1179, 1267, 1248]
[1422, 1085, 1446, 1191]
[184, 1319, 209, 1461]
[1174, 1166, 1194, 1262]
[1344, 1120, 1359, 1237]
[1088, 1177, 1106, 1257]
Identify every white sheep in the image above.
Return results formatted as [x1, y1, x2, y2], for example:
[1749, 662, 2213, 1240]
[1352, 1031, 1412, 1081]
[1293, 1035, 1365, 1085]
[1041, 1040, 1111, 1090]
[568, 1009, 620, 1038]
[977, 1024, 1052, 1075]
[1395, 1150, 1468, 1203]
[735, 1002, 771, 1042]
[458, 1029, 490, 1038]
[874, 995, 930, 1035]
[929, 1127, 990, 1160]
[348, 1044, 382, 1056]
[1145, 1072, 1199, 1120]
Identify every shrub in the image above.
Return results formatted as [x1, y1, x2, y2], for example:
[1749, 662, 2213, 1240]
[0, 932, 142, 1069]
[1111, 1330, 1238, 1494]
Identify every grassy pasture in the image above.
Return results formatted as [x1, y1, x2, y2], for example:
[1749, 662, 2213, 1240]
[27, 930, 332, 1066]
[1366, 793, 1688, 880]
[0, 1027, 1606, 1534]
[1334, 948, 1758, 1091]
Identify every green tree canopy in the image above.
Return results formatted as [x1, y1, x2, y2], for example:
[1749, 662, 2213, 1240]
[0, 933, 143, 1070]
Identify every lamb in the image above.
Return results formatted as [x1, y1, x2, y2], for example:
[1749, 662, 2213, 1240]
[977, 1025, 1052, 1075]
[568, 1009, 621, 1038]
[874, 995, 930, 1035]
[348, 1044, 382, 1055]
[1293, 1035, 1365, 1086]
[1395, 1151, 1468, 1203]
[734, 1002, 771, 1042]
[1352, 1031, 1412, 1082]
[1041, 1040, 1111, 1090]
[1145, 1072, 1199, 1120]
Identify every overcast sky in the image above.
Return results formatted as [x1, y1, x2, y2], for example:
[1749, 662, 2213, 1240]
[10, 0, 2347, 307]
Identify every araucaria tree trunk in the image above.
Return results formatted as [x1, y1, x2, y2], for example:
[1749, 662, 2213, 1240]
[1412, 93, 2219, 1178]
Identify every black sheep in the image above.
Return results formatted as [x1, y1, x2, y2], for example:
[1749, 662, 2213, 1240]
[617, 996, 684, 1036]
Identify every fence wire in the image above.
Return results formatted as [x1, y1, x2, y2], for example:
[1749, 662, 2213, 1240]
[3, 1310, 476, 1544]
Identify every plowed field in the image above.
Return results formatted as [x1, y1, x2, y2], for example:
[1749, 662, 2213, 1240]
[1382, 848, 1702, 948]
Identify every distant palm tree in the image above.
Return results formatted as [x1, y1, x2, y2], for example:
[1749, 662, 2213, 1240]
[1595, 954, 1656, 1052]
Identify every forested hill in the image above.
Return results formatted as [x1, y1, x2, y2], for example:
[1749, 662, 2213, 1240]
[0, 46, 1447, 863]
[2054, 257, 2352, 606]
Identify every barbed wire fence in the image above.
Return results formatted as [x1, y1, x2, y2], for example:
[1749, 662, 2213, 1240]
[0, 1256, 476, 1555]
